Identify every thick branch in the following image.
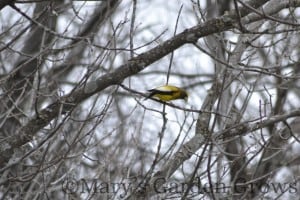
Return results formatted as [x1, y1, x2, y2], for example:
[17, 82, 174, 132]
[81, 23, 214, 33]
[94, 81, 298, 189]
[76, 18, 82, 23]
[0, 0, 14, 11]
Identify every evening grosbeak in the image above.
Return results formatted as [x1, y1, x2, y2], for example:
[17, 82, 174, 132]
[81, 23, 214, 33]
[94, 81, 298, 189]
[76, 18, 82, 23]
[146, 85, 188, 102]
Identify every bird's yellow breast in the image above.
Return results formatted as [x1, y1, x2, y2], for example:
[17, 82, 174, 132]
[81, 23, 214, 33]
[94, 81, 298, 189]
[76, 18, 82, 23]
[152, 91, 181, 101]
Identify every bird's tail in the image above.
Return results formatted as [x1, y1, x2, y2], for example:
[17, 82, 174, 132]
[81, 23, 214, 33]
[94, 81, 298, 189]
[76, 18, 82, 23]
[144, 91, 154, 100]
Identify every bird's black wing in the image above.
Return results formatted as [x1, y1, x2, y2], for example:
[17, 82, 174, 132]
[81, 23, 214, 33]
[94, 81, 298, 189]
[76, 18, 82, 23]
[147, 89, 176, 95]
[146, 89, 176, 100]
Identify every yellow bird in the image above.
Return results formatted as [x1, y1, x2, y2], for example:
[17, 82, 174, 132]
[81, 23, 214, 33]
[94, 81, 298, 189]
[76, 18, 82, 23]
[146, 85, 188, 102]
